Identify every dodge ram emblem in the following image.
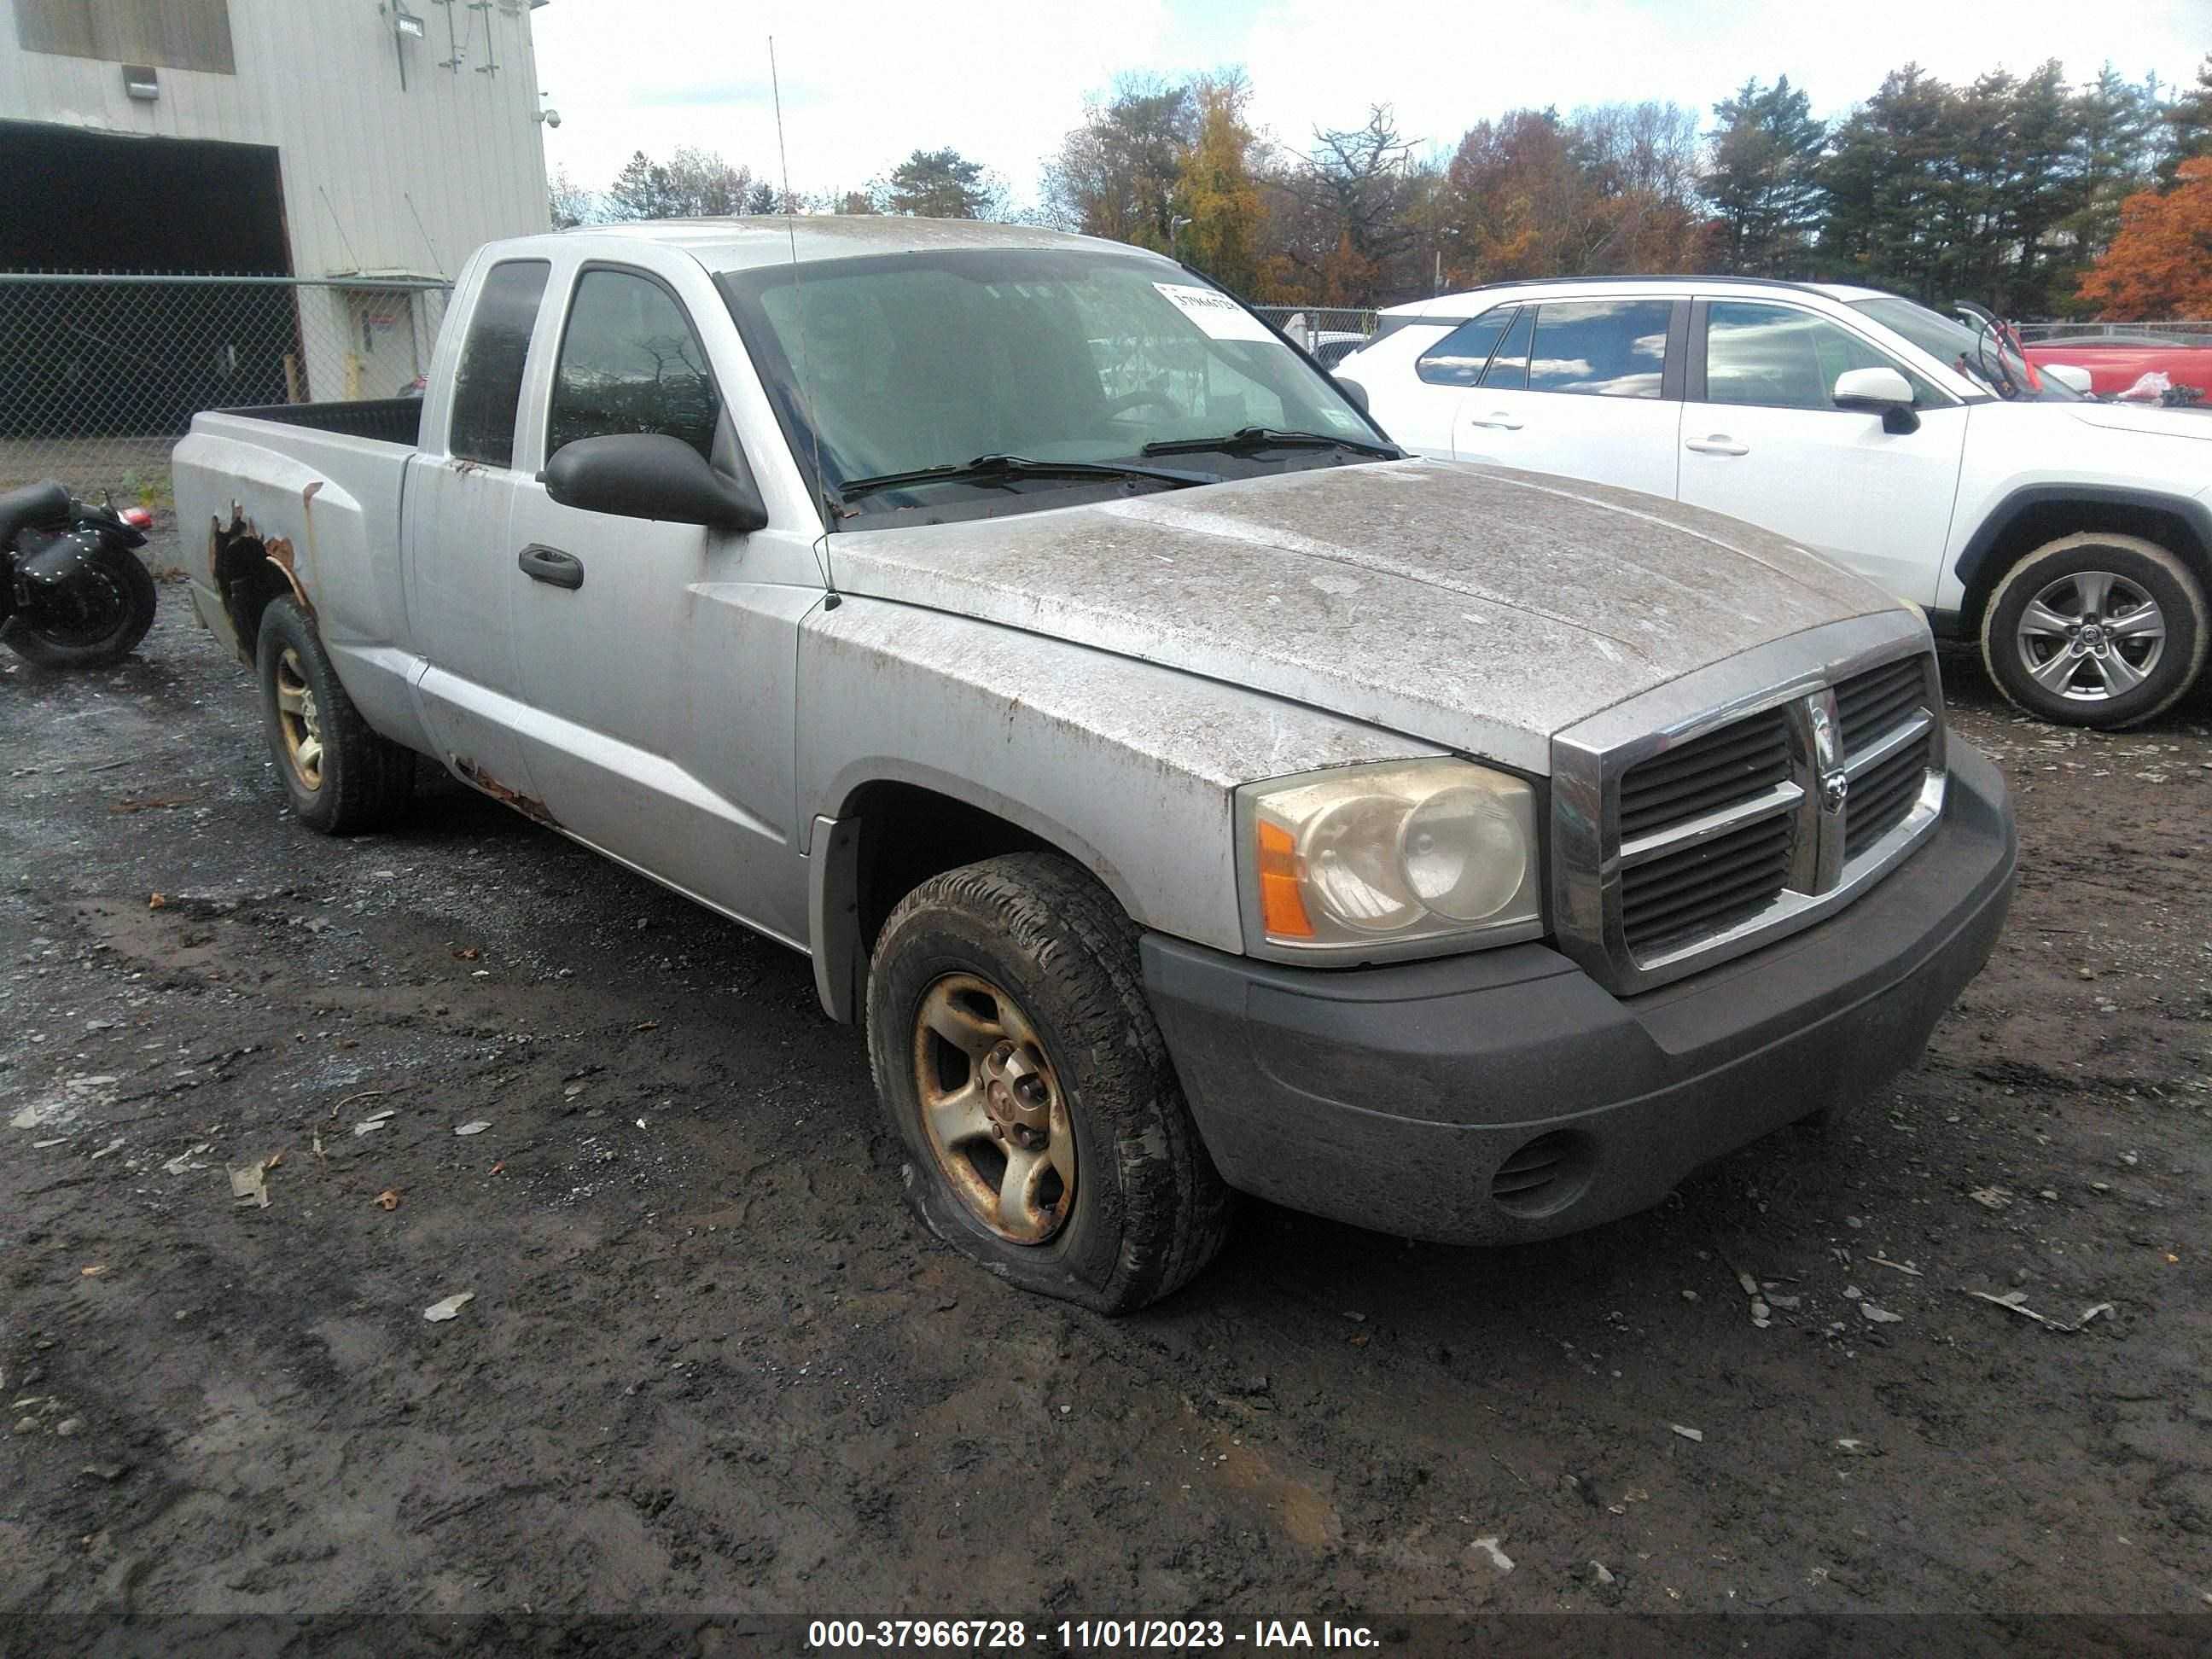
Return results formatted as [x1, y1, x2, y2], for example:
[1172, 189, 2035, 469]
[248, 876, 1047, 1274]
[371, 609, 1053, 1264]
[1821, 769, 1850, 814]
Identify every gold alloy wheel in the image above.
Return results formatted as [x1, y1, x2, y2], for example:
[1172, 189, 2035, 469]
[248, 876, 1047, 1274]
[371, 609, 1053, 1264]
[274, 646, 325, 791]
[911, 973, 1077, 1244]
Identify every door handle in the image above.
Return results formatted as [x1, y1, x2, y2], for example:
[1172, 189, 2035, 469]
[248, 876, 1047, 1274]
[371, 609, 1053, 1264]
[1685, 435, 1749, 457]
[517, 544, 584, 590]
[1465, 412, 1524, 430]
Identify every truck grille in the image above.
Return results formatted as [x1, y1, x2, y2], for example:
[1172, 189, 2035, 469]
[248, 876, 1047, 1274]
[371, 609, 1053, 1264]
[1617, 707, 1797, 953]
[1551, 632, 1947, 996]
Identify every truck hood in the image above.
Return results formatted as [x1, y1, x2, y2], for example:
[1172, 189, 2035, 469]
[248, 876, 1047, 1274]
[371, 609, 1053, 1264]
[825, 458, 1901, 772]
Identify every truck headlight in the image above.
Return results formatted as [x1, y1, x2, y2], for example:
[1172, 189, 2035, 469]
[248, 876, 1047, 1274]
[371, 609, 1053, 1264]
[1237, 760, 1543, 959]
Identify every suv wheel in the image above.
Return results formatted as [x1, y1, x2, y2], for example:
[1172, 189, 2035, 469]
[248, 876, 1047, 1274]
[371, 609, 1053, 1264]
[1982, 533, 2208, 728]
[865, 853, 1231, 1313]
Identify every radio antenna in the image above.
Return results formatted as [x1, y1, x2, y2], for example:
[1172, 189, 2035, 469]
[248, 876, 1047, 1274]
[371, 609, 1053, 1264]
[769, 36, 835, 571]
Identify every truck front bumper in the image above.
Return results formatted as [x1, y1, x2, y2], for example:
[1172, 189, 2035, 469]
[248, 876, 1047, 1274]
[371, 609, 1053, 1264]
[1142, 742, 2017, 1245]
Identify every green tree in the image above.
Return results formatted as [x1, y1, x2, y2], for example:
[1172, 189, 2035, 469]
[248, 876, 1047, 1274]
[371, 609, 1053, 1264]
[604, 147, 754, 220]
[1043, 75, 1196, 249]
[1701, 77, 1827, 275]
[2066, 65, 2167, 268]
[1816, 64, 1957, 300]
[880, 148, 1004, 219]
[2158, 54, 2212, 182]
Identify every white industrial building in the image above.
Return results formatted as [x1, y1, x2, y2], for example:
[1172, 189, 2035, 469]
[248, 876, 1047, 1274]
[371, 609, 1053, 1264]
[0, 0, 553, 405]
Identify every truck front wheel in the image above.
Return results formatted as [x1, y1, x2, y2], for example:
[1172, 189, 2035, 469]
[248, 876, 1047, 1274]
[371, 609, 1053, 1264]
[865, 853, 1231, 1313]
[254, 597, 414, 834]
[1981, 533, 2208, 728]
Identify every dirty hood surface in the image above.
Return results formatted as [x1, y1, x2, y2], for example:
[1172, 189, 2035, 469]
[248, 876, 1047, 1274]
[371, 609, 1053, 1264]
[827, 459, 1901, 771]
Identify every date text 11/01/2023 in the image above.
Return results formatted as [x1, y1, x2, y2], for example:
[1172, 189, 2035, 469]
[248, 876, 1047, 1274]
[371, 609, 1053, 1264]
[806, 1619, 1382, 1650]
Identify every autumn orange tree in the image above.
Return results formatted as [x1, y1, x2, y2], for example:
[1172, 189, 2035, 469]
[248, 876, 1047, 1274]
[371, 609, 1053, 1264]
[2076, 158, 2212, 318]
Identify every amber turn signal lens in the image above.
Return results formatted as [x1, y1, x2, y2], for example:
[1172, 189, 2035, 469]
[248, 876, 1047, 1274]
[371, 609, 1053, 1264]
[1256, 819, 1314, 938]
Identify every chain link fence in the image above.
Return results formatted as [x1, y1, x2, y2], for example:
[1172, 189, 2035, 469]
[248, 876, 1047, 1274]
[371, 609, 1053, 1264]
[0, 273, 451, 504]
[1252, 306, 1381, 367]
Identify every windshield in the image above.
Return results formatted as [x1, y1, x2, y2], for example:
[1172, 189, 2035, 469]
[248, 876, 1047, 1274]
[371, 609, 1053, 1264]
[1848, 296, 2083, 402]
[718, 248, 1387, 520]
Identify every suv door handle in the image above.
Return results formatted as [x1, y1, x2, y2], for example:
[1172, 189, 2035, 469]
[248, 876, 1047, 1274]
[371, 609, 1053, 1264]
[517, 544, 584, 590]
[1685, 435, 1749, 457]
[1465, 412, 1524, 430]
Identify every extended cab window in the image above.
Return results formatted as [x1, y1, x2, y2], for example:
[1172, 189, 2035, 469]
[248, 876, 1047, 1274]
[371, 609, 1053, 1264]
[1705, 300, 1941, 410]
[547, 270, 722, 463]
[1527, 300, 1670, 398]
[448, 259, 550, 468]
[1416, 311, 1512, 387]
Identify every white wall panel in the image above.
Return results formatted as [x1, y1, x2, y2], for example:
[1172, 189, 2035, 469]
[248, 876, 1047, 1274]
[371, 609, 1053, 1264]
[0, 0, 551, 276]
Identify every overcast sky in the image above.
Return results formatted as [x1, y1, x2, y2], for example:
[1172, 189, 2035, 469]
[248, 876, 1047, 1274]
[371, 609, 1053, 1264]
[531, 1, 2209, 207]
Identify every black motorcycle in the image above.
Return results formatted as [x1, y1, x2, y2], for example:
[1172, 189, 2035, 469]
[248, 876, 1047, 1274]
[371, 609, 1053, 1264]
[0, 480, 159, 670]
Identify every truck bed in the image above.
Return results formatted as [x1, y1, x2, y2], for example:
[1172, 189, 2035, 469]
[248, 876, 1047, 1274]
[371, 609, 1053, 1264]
[172, 401, 429, 754]
[214, 397, 423, 449]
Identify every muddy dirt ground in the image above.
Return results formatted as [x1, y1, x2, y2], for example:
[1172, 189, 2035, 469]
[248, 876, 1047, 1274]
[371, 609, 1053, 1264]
[3, 537, 2209, 1631]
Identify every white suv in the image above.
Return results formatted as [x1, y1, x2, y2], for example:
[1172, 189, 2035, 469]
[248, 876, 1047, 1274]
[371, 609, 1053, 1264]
[1336, 278, 2212, 727]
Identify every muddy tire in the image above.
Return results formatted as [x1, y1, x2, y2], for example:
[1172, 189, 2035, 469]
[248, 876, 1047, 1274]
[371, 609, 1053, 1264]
[255, 597, 413, 835]
[1, 542, 157, 669]
[866, 852, 1232, 1313]
[1981, 533, 2208, 729]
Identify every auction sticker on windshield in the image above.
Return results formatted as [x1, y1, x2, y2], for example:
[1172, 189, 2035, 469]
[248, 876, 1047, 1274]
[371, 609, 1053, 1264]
[1153, 282, 1277, 343]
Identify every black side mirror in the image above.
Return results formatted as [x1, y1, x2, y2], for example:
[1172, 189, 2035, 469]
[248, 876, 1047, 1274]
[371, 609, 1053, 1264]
[541, 433, 769, 532]
[1334, 374, 1371, 415]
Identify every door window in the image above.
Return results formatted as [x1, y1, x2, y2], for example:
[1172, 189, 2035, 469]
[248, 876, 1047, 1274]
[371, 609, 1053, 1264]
[547, 269, 722, 463]
[1479, 306, 1534, 390]
[1705, 301, 1942, 410]
[1416, 310, 1514, 387]
[1527, 300, 1671, 398]
[449, 259, 550, 467]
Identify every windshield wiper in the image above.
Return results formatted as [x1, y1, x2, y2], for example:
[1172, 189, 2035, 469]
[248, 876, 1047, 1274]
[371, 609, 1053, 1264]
[1141, 426, 1401, 460]
[835, 453, 1217, 504]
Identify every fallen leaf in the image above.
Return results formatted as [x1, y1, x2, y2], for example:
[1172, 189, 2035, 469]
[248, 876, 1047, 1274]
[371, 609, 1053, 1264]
[1348, 1331, 1370, 1348]
[423, 1291, 474, 1324]
[109, 797, 190, 815]
[454, 1121, 490, 1137]
[633, 1020, 660, 1032]
[229, 1163, 271, 1209]
[374, 1189, 400, 1211]
[262, 1150, 284, 1172]
[452, 946, 481, 961]
[488, 1161, 505, 1176]
[80, 1265, 107, 1278]
[147, 893, 166, 910]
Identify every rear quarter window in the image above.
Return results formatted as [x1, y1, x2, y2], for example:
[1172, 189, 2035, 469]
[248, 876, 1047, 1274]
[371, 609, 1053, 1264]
[1417, 311, 1514, 387]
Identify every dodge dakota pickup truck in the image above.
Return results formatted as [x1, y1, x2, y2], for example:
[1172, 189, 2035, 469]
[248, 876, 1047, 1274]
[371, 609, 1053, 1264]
[173, 219, 2017, 1311]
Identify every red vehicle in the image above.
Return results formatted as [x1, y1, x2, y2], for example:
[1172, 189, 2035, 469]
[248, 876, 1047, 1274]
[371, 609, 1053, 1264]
[2021, 333, 2212, 401]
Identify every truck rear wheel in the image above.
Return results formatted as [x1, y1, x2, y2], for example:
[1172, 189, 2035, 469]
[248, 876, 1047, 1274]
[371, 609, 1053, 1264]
[1981, 533, 2207, 728]
[865, 852, 1231, 1313]
[255, 597, 413, 835]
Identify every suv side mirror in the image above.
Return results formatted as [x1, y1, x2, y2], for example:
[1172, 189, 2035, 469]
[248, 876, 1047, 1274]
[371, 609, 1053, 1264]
[1334, 373, 1371, 415]
[2042, 363, 2093, 395]
[1832, 367, 1920, 434]
[541, 433, 770, 532]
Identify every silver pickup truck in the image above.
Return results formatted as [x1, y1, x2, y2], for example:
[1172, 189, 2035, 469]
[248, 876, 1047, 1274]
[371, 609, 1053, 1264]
[173, 218, 2017, 1312]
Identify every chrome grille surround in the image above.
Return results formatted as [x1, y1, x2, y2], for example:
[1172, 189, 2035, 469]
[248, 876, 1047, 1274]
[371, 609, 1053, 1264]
[1550, 613, 1947, 997]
